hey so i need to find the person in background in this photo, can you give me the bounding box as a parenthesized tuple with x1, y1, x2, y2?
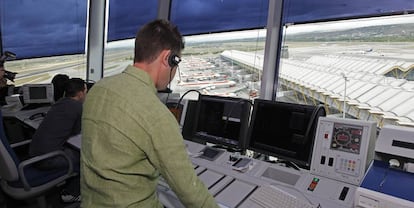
(29, 78, 87, 203)
(0, 64, 9, 105)
(81, 19, 219, 207)
(51, 74, 70, 102)
(0, 64, 8, 89)
(0, 51, 17, 105)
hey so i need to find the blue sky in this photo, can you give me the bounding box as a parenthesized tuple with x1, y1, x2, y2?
(1, 0, 413, 59)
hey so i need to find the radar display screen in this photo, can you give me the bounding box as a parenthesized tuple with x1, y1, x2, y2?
(330, 123, 363, 154)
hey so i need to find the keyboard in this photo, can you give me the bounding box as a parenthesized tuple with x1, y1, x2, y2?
(249, 185, 316, 208)
(21, 103, 51, 111)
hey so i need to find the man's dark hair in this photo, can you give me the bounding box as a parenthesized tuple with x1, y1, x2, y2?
(52, 74, 70, 101)
(134, 19, 184, 64)
(64, 78, 86, 98)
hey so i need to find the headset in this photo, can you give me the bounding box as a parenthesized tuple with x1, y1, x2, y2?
(168, 53, 181, 68)
(164, 53, 181, 104)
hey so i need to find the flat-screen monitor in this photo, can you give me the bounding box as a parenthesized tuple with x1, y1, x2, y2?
(247, 99, 326, 169)
(192, 94, 251, 150)
(22, 84, 54, 104)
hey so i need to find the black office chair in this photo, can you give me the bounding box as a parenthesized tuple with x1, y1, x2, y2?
(0, 110, 76, 208)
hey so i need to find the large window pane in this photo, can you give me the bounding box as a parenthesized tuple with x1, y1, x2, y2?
(1, 0, 87, 59)
(277, 14, 414, 127)
(104, 1, 158, 77)
(167, 0, 268, 101)
(1, 0, 87, 86)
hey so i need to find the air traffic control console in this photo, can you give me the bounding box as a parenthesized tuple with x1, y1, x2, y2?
(355, 125, 414, 208)
(160, 100, 386, 207)
(310, 117, 377, 186)
(158, 139, 371, 207)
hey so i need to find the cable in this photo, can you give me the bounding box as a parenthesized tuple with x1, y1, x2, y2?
(175, 89, 201, 109)
(223, 99, 253, 132)
(165, 67, 173, 104)
(177, 65, 182, 82)
(304, 104, 326, 144)
(264, 158, 301, 172)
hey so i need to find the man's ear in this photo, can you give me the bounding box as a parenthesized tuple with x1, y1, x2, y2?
(160, 50, 171, 69)
(75, 91, 82, 99)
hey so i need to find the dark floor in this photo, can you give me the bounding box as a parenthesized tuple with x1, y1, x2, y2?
(0, 188, 79, 208)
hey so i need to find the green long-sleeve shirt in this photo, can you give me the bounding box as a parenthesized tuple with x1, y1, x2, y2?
(81, 65, 218, 208)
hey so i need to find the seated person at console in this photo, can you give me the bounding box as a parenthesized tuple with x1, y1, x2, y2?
(51, 74, 70, 102)
(29, 78, 87, 202)
(0, 61, 16, 106)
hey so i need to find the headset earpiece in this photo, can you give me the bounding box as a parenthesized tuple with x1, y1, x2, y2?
(168, 54, 181, 68)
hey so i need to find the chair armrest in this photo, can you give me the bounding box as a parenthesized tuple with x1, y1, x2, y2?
(10, 139, 31, 149)
(18, 150, 74, 191)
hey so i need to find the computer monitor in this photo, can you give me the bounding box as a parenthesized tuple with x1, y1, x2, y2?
(247, 99, 326, 169)
(22, 84, 54, 104)
(192, 94, 251, 150)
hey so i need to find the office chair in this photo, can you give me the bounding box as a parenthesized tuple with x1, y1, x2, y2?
(0, 110, 76, 208)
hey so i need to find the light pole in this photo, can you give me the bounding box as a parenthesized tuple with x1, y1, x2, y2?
(341, 72, 348, 118)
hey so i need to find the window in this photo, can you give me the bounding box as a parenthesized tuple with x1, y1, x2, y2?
(1, 0, 87, 86)
(4, 55, 86, 86)
(103, 1, 158, 78)
(277, 14, 414, 127)
(1, 0, 87, 59)
(169, 0, 269, 100)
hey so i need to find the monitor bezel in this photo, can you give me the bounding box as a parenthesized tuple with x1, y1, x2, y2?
(247, 99, 325, 169)
(22, 84, 54, 104)
(192, 94, 251, 150)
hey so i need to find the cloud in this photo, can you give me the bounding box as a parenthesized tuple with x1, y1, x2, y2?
(107, 0, 158, 41)
(171, 0, 268, 35)
(2, 0, 87, 58)
(2, 0, 414, 59)
(283, 0, 414, 23)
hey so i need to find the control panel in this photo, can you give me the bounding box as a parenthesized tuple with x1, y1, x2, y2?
(310, 117, 376, 185)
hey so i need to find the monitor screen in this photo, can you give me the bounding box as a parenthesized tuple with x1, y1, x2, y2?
(330, 122, 363, 154)
(22, 84, 54, 104)
(247, 99, 326, 169)
(29, 87, 47, 99)
(193, 95, 251, 150)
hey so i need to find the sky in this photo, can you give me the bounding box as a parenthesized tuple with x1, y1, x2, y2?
(286, 14, 414, 35)
(1, 0, 87, 59)
(1, 0, 414, 59)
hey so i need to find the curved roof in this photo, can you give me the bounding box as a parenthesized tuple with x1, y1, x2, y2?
(222, 50, 414, 127)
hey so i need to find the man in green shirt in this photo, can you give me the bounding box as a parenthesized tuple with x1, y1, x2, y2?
(81, 19, 219, 207)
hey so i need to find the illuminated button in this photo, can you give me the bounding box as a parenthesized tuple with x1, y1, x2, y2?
(308, 178, 320, 191)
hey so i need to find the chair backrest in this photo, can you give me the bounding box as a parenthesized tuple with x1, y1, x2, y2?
(0, 110, 20, 181)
